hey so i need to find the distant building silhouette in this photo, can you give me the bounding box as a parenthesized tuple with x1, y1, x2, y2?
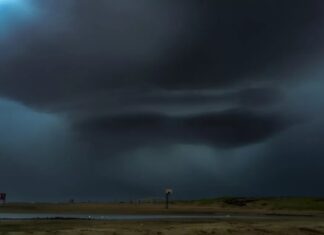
(0, 193, 6, 204)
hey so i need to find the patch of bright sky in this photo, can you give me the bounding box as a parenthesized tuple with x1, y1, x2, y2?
(0, 0, 38, 38)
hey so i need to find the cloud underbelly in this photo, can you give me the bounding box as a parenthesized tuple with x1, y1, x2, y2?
(75, 109, 292, 154)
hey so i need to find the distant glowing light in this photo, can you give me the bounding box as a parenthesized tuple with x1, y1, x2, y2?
(0, 0, 37, 38)
(0, 0, 12, 4)
(0, 0, 23, 6)
(0, 0, 36, 15)
(0, 0, 34, 12)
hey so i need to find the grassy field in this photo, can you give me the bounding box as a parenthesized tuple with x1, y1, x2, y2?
(179, 197, 324, 211)
(1, 197, 324, 215)
(1, 219, 324, 235)
(1, 198, 324, 235)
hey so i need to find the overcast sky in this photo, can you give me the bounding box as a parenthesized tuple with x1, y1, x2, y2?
(1, 0, 324, 202)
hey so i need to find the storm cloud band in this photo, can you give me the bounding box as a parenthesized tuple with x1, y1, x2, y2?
(0, 0, 324, 201)
(76, 109, 292, 150)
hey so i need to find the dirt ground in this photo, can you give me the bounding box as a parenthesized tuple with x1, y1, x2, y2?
(1, 202, 323, 216)
(1, 218, 324, 235)
(1, 201, 324, 234)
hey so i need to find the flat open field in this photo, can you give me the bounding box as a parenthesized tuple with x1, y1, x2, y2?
(1, 219, 324, 235)
(1, 198, 324, 234)
(1, 198, 324, 215)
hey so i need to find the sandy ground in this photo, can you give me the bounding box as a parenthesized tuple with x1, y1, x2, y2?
(1, 203, 323, 216)
(1, 218, 324, 235)
(1, 202, 324, 234)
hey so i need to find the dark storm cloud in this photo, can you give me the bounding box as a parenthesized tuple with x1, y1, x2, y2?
(0, 0, 323, 110)
(135, 87, 283, 107)
(1, 0, 324, 201)
(76, 109, 292, 152)
(0, 0, 319, 170)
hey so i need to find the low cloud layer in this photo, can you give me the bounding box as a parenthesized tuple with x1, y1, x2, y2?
(76, 109, 291, 153)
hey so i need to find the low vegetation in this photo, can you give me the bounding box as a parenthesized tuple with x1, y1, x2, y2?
(1, 198, 324, 235)
(1, 219, 324, 235)
(177, 197, 324, 211)
(1, 197, 324, 216)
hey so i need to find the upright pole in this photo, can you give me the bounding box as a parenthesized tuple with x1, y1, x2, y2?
(165, 192, 169, 209)
(165, 189, 172, 209)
